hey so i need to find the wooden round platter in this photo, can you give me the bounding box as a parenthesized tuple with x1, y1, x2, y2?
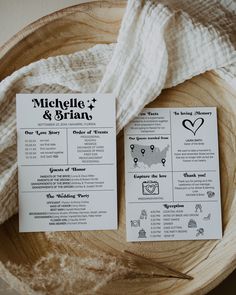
(0, 1, 235, 294)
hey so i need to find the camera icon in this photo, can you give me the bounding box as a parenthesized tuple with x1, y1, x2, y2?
(142, 181, 159, 195)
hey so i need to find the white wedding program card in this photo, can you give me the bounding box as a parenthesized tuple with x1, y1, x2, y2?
(16, 94, 117, 232)
(124, 107, 222, 242)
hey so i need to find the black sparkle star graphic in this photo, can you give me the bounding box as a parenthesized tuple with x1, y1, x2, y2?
(88, 103, 95, 111)
(92, 98, 97, 103)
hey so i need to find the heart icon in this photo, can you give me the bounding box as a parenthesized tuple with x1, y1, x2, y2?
(182, 118, 204, 136)
(146, 184, 156, 194)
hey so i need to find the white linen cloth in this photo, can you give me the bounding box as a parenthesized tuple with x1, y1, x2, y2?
(0, 0, 235, 224)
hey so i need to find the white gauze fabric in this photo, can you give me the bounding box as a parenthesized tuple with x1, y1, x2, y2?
(0, 0, 235, 224)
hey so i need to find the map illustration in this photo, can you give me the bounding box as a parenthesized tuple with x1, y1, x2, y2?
(130, 144, 169, 167)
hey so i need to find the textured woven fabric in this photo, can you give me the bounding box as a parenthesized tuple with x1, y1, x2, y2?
(0, 0, 235, 224)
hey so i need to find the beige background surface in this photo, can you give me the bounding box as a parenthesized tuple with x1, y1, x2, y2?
(0, 0, 235, 294)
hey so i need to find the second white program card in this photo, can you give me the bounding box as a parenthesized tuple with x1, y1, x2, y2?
(124, 107, 222, 242)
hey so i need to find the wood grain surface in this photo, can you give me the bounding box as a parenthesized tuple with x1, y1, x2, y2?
(0, 1, 235, 294)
